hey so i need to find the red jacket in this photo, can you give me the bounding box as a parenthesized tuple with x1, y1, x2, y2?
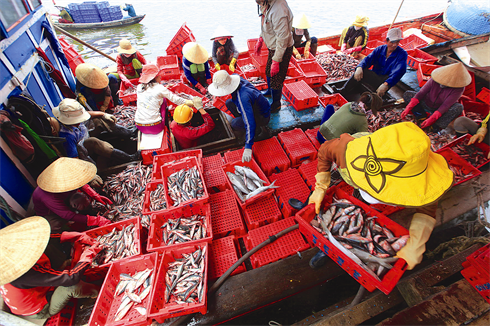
(170, 113, 215, 149)
(116, 51, 147, 78)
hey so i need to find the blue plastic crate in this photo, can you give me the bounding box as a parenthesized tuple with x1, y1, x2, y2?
(96, 1, 109, 9)
(98, 8, 109, 14)
(68, 4, 79, 10)
(111, 12, 123, 20)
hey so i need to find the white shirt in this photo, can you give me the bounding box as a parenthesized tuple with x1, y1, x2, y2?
(135, 83, 187, 125)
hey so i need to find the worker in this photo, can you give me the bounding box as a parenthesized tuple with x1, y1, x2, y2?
(75, 63, 117, 112)
(170, 102, 215, 149)
(0, 217, 101, 319)
(32, 157, 112, 233)
(53, 98, 140, 169)
(401, 62, 471, 131)
(454, 112, 490, 152)
(182, 42, 212, 95)
(254, 0, 294, 112)
(135, 63, 196, 134)
(208, 70, 271, 162)
(335, 28, 407, 98)
(339, 15, 369, 59)
(292, 13, 318, 60)
(122, 3, 136, 17)
(211, 26, 239, 73)
(58, 7, 74, 23)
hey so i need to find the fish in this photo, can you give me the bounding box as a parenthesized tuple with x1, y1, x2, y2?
(134, 306, 147, 316)
(114, 301, 133, 321)
(234, 165, 267, 185)
(91, 224, 138, 267)
(149, 183, 167, 211)
(139, 286, 151, 301)
(167, 166, 205, 207)
(159, 214, 207, 246)
(244, 180, 279, 200)
(349, 248, 398, 269)
(226, 172, 250, 194)
(126, 290, 142, 304)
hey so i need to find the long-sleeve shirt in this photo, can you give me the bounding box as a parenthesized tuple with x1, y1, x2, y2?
(319, 102, 368, 141)
(259, 0, 294, 63)
(32, 187, 88, 224)
(135, 83, 187, 125)
(359, 45, 407, 87)
(122, 4, 136, 17)
(211, 39, 239, 65)
(170, 113, 215, 149)
(116, 51, 146, 78)
(292, 28, 311, 48)
(182, 57, 211, 87)
(58, 123, 89, 158)
(414, 78, 465, 116)
(340, 25, 369, 49)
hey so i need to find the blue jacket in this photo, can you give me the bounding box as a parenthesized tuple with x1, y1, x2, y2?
(123, 4, 136, 17)
(358, 45, 407, 87)
(182, 57, 211, 86)
(231, 78, 271, 149)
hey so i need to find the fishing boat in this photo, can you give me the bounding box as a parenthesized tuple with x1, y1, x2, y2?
(52, 14, 146, 30)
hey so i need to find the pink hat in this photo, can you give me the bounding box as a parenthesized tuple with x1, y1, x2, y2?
(139, 63, 160, 84)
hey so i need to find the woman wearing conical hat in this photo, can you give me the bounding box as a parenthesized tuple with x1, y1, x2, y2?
(182, 42, 212, 95)
(339, 14, 369, 59)
(401, 62, 472, 131)
(210, 26, 239, 73)
(75, 63, 115, 112)
(291, 14, 318, 60)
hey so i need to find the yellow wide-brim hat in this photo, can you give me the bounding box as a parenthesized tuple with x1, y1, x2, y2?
(353, 15, 369, 27)
(292, 13, 311, 29)
(75, 63, 109, 89)
(345, 122, 453, 207)
(117, 38, 137, 54)
(0, 217, 50, 285)
(182, 42, 209, 64)
(37, 157, 97, 193)
(431, 62, 472, 88)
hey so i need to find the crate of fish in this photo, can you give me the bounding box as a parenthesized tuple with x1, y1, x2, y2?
(167, 82, 209, 109)
(295, 186, 410, 294)
(298, 159, 318, 190)
(477, 87, 490, 104)
(119, 78, 140, 106)
(278, 128, 318, 167)
(209, 235, 246, 280)
(156, 55, 180, 80)
(148, 244, 208, 323)
(209, 190, 247, 239)
(284, 67, 306, 85)
(282, 80, 319, 111)
(269, 168, 311, 218)
(318, 93, 349, 109)
(246, 75, 268, 90)
(166, 23, 196, 59)
(304, 128, 321, 150)
(161, 156, 209, 208)
(89, 252, 157, 326)
(224, 148, 244, 163)
(437, 134, 490, 169)
(406, 48, 438, 70)
(242, 194, 282, 230)
(437, 148, 482, 185)
(44, 299, 77, 326)
(222, 159, 276, 207)
(140, 126, 172, 166)
(290, 47, 317, 65)
(416, 63, 440, 87)
(295, 60, 327, 88)
(244, 217, 310, 269)
(142, 181, 168, 215)
(152, 149, 203, 180)
(147, 203, 212, 252)
(237, 57, 260, 78)
(252, 137, 291, 176)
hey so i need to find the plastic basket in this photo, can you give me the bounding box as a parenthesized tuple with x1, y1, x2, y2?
(166, 23, 196, 58)
(203, 153, 224, 172)
(247, 38, 268, 55)
(237, 57, 260, 78)
(251, 53, 268, 74)
(224, 148, 244, 163)
(298, 159, 318, 190)
(141, 126, 172, 166)
(44, 299, 77, 326)
(242, 195, 282, 230)
(461, 99, 490, 119)
(209, 236, 246, 280)
(406, 48, 438, 70)
(362, 40, 384, 56)
(119, 78, 139, 106)
(295, 187, 409, 294)
(167, 83, 209, 108)
(278, 128, 318, 167)
(252, 137, 291, 176)
(477, 87, 490, 104)
(203, 169, 229, 193)
(318, 93, 349, 109)
(88, 253, 158, 326)
(156, 55, 180, 80)
(152, 149, 203, 180)
(142, 181, 168, 215)
(211, 95, 234, 117)
(244, 217, 309, 269)
(284, 67, 306, 85)
(290, 47, 317, 65)
(461, 263, 490, 304)
(148, 244, 208, 323)
(269, 168, 311, 218)
(282, 80, 319, 111)
(416, 63, 440, 87)
(400, 34, 429, 50)
(304, 128, 321, 150)
(466, 244, 490, 277)
(437, 134, 490, 169)
(437, 148, 482, 185)
(209, 190, 246, 239)
(295, 60, 327, 87)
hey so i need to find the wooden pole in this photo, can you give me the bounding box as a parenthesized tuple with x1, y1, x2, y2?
(53, 25, 116, 62)
(389, 0, 405, 30)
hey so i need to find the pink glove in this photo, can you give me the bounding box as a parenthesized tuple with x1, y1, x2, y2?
(79, 244, 102, 263)
(120, 76, 132, 88)
(270, 61, 280, 77)
(420, 111, 442, 128)
(341, 43, 347, 52)
(80, 184, 113, 206)
(60, 232, 96, 245)
(87, 215, 111, 227)
(346, 46, 362, 54)
(196, 83, 207, 95)
(254, 37, 264, 56)
(400, 98, 419, 119)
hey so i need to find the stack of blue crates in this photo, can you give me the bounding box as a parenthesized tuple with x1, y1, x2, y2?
(66, 1, 122, 23)
(79, 1, 101, 23)
(96, 1, 111, 22)
(67, 3, 82, 23)
(109, 6, 123, 21)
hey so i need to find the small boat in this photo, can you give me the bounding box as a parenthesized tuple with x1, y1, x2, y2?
(52, 14, 145, 30)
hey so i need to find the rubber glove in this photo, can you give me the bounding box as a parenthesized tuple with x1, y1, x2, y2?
(341, 43, 347, 52)
(346, 46, 362, 54)
(89, 174, 103, 188)
(102, 113, 116, 123)
(193, 97, 203, 110)
(354, 67, 363, 81)
(229, 58, 237, 72)
(395, 213, 436, 270)
(242, 148, 252, 162)
(308, 172, 331, 214)
(254, 37, 264, 56)
(271, 60, 280, 77)
(196, 83, 207, 95)
(215, 63, 221, 71)
(121, 76, 132, 88)
(86, 215, 111, 227)
(304, 49, 310, 59)
(420, 111, 441, 129)
(80, 184, 113, 206)
(79, 244, 102, 263)
(60, 232, 96, 246)
(304, 41, 311, 59)
(185, 99, 194, 107)
(468, 127, 487, 145)
(376, 83, 389, 97)
(293, 47, 301, 59)
(401, 98, 419, 119)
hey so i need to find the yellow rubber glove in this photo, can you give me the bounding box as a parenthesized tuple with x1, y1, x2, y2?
(304, 40, 311, 59)
(185, 99, 194, 107)
(308, 172, 331, 214)
(293, 47, 301, 60)
(229, 58, 237, 72)
(215, 63, 221, 71)
(468, 127, 487, 145)
(395, 213, 436, 270)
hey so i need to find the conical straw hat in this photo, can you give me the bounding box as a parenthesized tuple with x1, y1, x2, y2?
(292, 13, 311, 29)
(37, 157, 97, 193)
(75, 63, 109, 89)
(431, 62, 472, 88)
(182, 42, 209, 64)
(117, 39, 137, 54)
(210, 26, 233, 40)
(0, 217, 50, 285)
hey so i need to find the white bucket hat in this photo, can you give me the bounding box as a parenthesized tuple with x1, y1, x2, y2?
(53, 98, 91, 125)
(210, 26, 233, 40)
(208, 70, 241, 97)
(386, 28, 404, 42)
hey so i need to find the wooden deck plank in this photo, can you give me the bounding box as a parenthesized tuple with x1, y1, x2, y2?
(466, 308, 490, 325)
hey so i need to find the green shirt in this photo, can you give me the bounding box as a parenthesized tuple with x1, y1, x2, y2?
(319, 102, 368, 141)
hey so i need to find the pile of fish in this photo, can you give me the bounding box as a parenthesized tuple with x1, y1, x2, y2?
(149, 184, 167, 211)
(164, 246, 206, 304)
(448, 164, 476, 184)
(113, 268, 153, 321)
(167, 166, 205, 206)
(427, 132, 455, 151)
(316, 53, 359, 83)
(450, 140, 488, 167)
(247, 76, 266, 87)
(240, 63, 258, 73)
(311, 197, 408, 280)
(141, 215, 151, 230)
(159, 214, 208, 246)
(160, 79, 181, 88)
(92, 224, 139, 267)
(465, 111, 484, 121)
(121, 85, 136, 96)
(226, 165, 279, 202)
(174, 92, 196, 101)
(366, 110, 416, 133)
(112, 106, 136, 128)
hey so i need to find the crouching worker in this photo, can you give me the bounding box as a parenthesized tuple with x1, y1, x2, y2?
(0, 217, 101, 319)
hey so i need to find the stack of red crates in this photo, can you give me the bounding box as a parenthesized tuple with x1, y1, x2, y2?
(269, 168, 310, 218)
(282, 80, 319, 111)
(406, 48, 438, 70)
(297, 159, 318, 191)
(156, 55, 180, 80)
(252, 137, 291, 176)
(209, 190, 246, 239)
(209, 236, 246, 280)
(202, 153, 228, 193)
(166, 23, 196, 61)
(461, 244, 490, 304)
(305, 127, 321, 150)
(278, 128, 318, 167)
(241, 195, 282, 230)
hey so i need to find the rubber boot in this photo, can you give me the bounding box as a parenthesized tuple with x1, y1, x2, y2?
(111, 124, 135, 139)
(270, 89, 282, 113)
(309, 250, 328, 269)
(262, 76, 272, 97)
(108, 75, 123, 106)
(317, 104, 335, 144)
(110, 149, 141, 164)
(255, 126, 270, 142)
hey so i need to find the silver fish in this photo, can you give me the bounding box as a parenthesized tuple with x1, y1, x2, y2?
(139, 286, 151, 301)
(244, 180, 279, 200)
(114, 301, 133, 321)
(134, 306, 147, 315)
(226, 172, 250, 194)
(235, 165, 267, 184)
(349, 248, 398, 269)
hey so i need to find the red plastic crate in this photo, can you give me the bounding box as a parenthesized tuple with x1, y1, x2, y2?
(203, 153, 224, 172)
(237, 56, 260, 78)
(147, 203, 212, 252)
(290, 47, 317, 65)
(166, 23, 196, 58)
(362, 39, 384, 56)
(222, 159, 273, 207)
(437, 148, 482, 185)
(242, 195, 282, 230)
(89, 253, 157, 326)
(336, 181, 354, 194)
(44, 299, 77, 326)
(463, 71, 476, 101)
(462, 98, 490, 119)
(224, 148, 245, 163)
(209, 236, 246, 280)
(305, 128, 321, 150)
(461, 263, 490, 304)
(211, 95, 234, 117)
(251, 52, 268, 74)
(141, 126, 172, 165)
(477, 87, 490, 104)
(142, 181, 167, 215)
(119, 78, 139, 106)
(68, 55, 85, 75)
(400, 34, 429, 50)
(318, 93, 349, 109)
(157, 55, 180, 80)
(269, 168, 310, 218)
(295, 60, 327, 87)
(244, 217, 309, 269)
(416, 63, 440, 87)
(298, 159, 318, 190)
(437, 134, 490, 169)
(152, 149, 203, 180)
(406, 48, 438, 70)
(282, 80, 319, 111)
(278, 128, 318, 167)
(247, 38, 268, 55)
(252, 137, 291, 176)
(148, 244, 208, 323)
(203, 169, 229, 193)
(466, 244, 490, 277)
(295, 187, 409, 294)
(209, 190, 246, 239)
(284, 67, 306, 85)
(167, 82, 209, 108)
